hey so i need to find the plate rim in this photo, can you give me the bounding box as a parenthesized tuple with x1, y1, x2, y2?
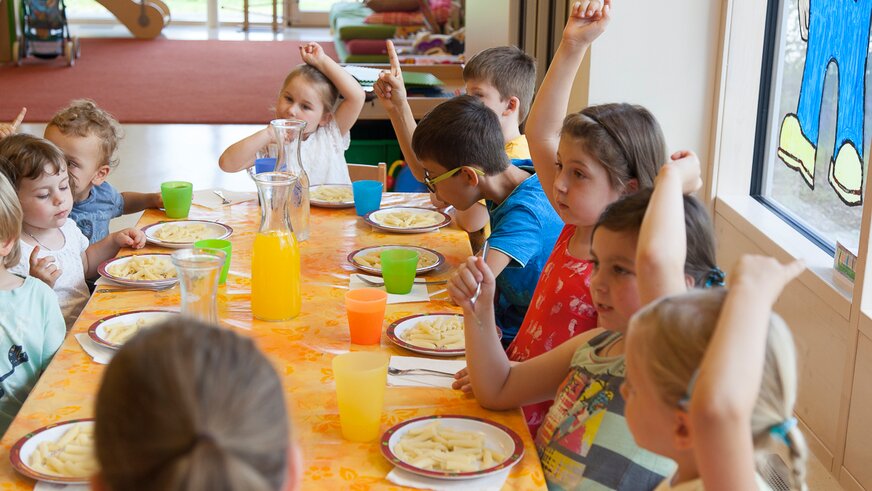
(141, 220, 233, 248)
(97, 253, 178, 287)
(363, 207, 452, 233)
(10, 418, 96, 484)
(387, 313, 467, 356)
(310, 183, 355, 208)
(380, 414, 525, 480)
(347, 245, 446, 276)
(88, 309, 178, 350)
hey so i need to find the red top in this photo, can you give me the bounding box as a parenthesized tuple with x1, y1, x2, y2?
(506, 224, 599, 436)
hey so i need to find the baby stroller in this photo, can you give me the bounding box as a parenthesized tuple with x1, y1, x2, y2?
(12, 0, 80, 66)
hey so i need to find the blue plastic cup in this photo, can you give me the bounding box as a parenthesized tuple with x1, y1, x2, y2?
(255, 157, 277, 174)
(353, 180, 383, 216)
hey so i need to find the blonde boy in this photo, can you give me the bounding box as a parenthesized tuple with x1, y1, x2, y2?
(0, 170, 65, 435)
(374, 44, 536, 232)
(44, 100, 162, 244)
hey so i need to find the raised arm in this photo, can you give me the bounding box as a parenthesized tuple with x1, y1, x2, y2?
(0, 108, 26, 139)
(299, 42, 366, 136)
(218, 127, 272, 173)
(448, 255, 596, 409)
(636, 150, 702, 304)
(526, 0, 611, 207)
(691, 255, 804, 491)
(373, 41, 424, 181)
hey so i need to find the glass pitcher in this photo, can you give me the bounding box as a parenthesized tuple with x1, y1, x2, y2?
(271, 118, 310, 242)
(171, 247, 226, 324)
(251, 172, 302, 321)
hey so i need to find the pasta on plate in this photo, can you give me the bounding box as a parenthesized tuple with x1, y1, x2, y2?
(107, 256, 176, 281)
(28, 424, 97, 478)
(356, 250, 438, 270)
(376, 211, 443, 229)
(312, 186, 353, 202)
(393, 422, 505, 472)
(103, 315, 173, 345)
(152, 223, 217, 243)
(400, 317, 464, 350)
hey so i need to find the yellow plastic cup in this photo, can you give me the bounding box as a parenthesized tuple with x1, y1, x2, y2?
(332, 351, 389, 442)
(345, 288, 387, 345)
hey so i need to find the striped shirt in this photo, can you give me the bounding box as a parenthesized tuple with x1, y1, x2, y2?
(536, 331, 676, 490)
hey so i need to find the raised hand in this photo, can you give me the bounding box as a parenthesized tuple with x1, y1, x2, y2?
(113, 228, 146, 249)
(562, 0, 612, 49)
(668, 150, 703, 195)
(0, 108, 26, 139)
(372, 40, 408, 112)
(29, 247, 62, 288)
(299, 42, 327, 67)
(731, 255, 804, 305)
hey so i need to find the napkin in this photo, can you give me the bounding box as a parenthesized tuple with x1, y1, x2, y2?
(349, 274, 431, 305)
(386, 466, 511, 491)
(34, 482, 89, 491)
(74, 333, 114, 365)
(192, 189, 256, 209)
(388, 356, 465, 388)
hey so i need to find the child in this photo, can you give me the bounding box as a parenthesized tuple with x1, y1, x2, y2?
(44, 100, 162, 244)
(0, 170, 65, 436)
(0, 135, 145, 328)
(219, 42, 366, 186)
(624, 255, 807, 490)
(0, 108, 26, 139)
(94, 318, 301, 491)
(374, 41, 536, 233)
(449, 153, 720, 489)
(413, 95, 564, 345)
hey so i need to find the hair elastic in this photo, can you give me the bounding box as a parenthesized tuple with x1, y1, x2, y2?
(769, 417, 797, 447)
(704, 267, 725, 288)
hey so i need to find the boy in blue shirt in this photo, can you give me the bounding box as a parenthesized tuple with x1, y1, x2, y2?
(0, 171, 64, 435)
(44, 100, 162, 244)
(412, 96, 563, 344)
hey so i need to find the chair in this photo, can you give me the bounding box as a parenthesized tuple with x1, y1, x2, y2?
(348, 162, 387, 187)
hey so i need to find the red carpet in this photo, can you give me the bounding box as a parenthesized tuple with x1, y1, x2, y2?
(0, 38, 338, 124)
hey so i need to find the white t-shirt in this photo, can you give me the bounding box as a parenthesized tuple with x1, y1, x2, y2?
(300, 119, 352, 186)
(10, 220, 90, 329)
(654, 472, 773, 490)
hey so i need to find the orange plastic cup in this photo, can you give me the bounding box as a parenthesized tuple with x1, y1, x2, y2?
(345, 288, 388, 345)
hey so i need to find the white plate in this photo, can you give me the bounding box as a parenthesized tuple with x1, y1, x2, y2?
(97, 254, 177, 288)
(310, 184, 354, 208)
(142, 220, 232, 249)
(348, 245, 445, 276)
(10, 419, 96, 484)
(381, 415, 524, 480)
(88, 310, 178, 349)
(364, 207, 451, 234)
(387, 313, 501, 357)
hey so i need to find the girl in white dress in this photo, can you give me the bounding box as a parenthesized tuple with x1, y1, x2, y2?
(220, 42, 366, 186)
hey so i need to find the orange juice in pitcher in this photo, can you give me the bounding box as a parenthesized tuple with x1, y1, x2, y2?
(251, 171, 302, 321)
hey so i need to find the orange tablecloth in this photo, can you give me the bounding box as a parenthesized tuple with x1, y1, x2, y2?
(0, 193, 546, 490)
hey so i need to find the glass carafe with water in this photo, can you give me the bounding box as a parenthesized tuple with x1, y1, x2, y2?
(271, 118, 310, 242)
(251, 172, 302, 321)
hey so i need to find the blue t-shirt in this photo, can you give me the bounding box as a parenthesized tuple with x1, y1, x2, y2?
(70, 182, 124, 244)
(487, 168, 563, 344)
(0, 276, 65, 436)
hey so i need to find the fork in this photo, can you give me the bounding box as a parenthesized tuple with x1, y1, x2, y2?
(213, 190, 231, 205)
(96, 283, 178, 294)
(387, 367, 456, 377)
(354, 274, 447, 287)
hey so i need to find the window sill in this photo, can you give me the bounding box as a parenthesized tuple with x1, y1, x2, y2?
(715, 194, 852, 320)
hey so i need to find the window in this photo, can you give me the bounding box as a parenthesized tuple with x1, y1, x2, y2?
(752, 0, 872, 254)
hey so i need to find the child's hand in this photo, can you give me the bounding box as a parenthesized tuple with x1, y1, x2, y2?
(152, 192, 164, 209)
(0, 108, 26, 139)
(448, 255, 496, 312)
(731, 255, 804, 304)
(29, 247, 61, 288)
(562, 0, 611, 49)
(373, 41, 408, 113)
(668, 150, 703, 195)
(113, 228, 146, 249)
(451, 367, 474, 395)
(299, 42, 327, 67)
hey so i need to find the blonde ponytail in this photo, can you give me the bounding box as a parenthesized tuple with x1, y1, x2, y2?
(632, 289, 807, 489)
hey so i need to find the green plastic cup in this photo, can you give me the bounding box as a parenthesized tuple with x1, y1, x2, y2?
(194, 239, 232, 284)
(380, 249, 418, 294)
(161, 181, 193, 219)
